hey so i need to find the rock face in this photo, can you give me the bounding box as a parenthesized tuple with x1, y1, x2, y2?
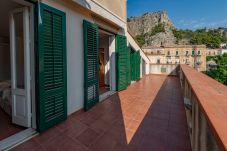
(128, 11, 176, 47)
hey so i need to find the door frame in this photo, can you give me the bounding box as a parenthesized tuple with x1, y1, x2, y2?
(11, 0, 36, 129)
(98, 29, 116, 92)
(10, 7, 31, 127)
(0, 0, 36, 150)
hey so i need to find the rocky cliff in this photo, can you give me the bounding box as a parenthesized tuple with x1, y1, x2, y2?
(128, 11, 176, 47)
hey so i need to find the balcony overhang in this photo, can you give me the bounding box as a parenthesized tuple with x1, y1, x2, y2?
(71, 0, 126, 30)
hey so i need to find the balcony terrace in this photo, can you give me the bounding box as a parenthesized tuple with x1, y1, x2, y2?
(10, 65, 227, 151)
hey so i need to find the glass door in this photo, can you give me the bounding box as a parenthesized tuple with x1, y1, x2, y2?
(10, 7, 31, 127)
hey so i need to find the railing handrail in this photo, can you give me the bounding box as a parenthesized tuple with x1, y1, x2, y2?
(180, 65, 227, 151)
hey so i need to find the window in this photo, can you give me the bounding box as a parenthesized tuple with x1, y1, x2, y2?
(157, 59, 160, 64)
(192, 50, 195, 55)
(186, 59, 189, 64)
(176, 51, 179, 56)
(167, 51, 170, 56)
(198, 50, 200, 55)
(186, 51, 188, 55)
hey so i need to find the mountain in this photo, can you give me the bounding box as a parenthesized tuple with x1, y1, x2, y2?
(128, 11, 227, 48)
(127, 11, 177, 47)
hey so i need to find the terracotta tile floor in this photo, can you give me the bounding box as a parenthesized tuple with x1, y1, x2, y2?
(11, 75, 191, 151)
(0, 108, 24, 141)
(99, 87, 110, 95)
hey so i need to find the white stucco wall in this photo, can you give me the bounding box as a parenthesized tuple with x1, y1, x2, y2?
(73, 0, 127, 31)
(42, 0, 124, 115)
(149, 64, 179, 75)
(42, 0, 90, 115)
(126, 32, 150, 76)
(221, 49, 227, 55)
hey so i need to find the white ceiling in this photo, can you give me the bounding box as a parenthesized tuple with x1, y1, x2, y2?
(0, 0, 22, 38)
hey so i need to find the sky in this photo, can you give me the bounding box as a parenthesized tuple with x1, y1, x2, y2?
(127, 0, 227, 30)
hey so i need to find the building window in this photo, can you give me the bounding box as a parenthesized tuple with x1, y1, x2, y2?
(198, 50, 200, 55)
(186, 51, 188, 55)
(157, 59, 160, 64)
(167, 51, 170, 56)
(192, 50, 195, 55)
(186, 59, 189, 64)
(176, 51, 179, 56)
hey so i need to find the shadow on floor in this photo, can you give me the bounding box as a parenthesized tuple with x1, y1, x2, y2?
(11, 75, 191, 151)
(0, 108, 24, 141)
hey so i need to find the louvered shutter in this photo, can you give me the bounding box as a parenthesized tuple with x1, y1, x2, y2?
(136, 51, 141, 81)
(37, 4, 67, 132)
(83, 20, 99, 111)
(127, 47, 131, 85)
(131, 51, 136, 81)
(130, 50, 141, 81)
(116, 35, 128, 91)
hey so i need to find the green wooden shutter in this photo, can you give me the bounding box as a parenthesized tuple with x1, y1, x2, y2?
(130, 50, 140, 81)
(136, 51, 141, 81)
(83, 20, 99, 111)
(37, 4, 67, 132)
(127, 47, 131, 85)
(116, 35, 128, 91)
(130, 50, 136, 81)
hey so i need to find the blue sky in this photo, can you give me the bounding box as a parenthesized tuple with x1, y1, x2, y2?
(127, 0, 227, 30)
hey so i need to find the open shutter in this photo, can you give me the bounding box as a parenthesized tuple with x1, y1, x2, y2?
(37, 4, 67, 132)
(130, 49, 136, 81)
(116, 35, 128, 91)
(136, 51, 141, 81)
(127, 47, 131, 85)
(83, 20, 99, 111)
(130, 50, 140, 81)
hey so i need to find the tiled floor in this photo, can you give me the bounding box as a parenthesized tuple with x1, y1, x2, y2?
(99, 87, 110, 95)
(0, 108, 24, 141)
(11, 75, 191, 151)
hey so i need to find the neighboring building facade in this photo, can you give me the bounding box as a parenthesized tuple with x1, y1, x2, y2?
(143, 45, 207, 72)
(207, 60, 218, 71)
(0, 0, 150, 149)
(221, 49, 227, 55)
(206, 49, 222, 56)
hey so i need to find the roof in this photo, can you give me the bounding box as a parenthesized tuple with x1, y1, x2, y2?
(143, 45, 207, 49)
(207, 60, 217, 65)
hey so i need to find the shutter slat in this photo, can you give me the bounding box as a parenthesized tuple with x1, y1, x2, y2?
(116, 35, 128, 91)
(38, 3, 67, 132)
(83, 20, 99, 111)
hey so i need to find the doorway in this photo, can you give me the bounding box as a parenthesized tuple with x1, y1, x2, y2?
(0, 0, 35, 145)
(98, 30, 114, 96)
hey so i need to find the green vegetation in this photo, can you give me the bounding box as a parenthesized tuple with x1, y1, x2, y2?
(146, 23, 165, 36)
(135, 35, 145, 47)
(172, 28, 227, 48)
(205, 53, 227, 85)
(135, 23, 165, 46)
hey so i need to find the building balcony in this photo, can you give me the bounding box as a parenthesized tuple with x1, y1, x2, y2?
(196, 61, 202, 65)
(185, 54, 190, 57)
(11, 66, 226, 151)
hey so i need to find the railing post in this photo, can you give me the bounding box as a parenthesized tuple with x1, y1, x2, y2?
(199, 111, 207, 151)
